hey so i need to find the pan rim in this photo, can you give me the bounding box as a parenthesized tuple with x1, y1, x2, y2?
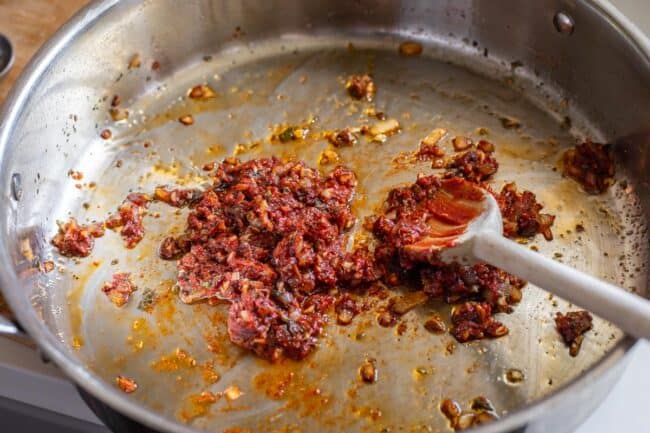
(0, 1, 644, 432)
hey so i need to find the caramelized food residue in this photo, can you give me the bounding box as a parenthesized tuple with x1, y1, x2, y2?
(52, 218, 104, 257)
(440, 396, 499, 431)
(416, 140, 445, 162)
(359, 359, 378, 384)
(499, 116, 521, 129)
(68, 170, 83, 180)
(452, 136, 473, 152)
(555, 310, 593, 356)
(450, 302, 508, 343)
(318, 149, 340, 165)
(188, 84, 216, 100)
(345, 74, 375, 102)
(154, 186, 201, 208)
(224, 385, 243, 401)
(253, 370, 295, 399)
(497, 182, 555, 241)
(562, 140, 615, 194)
(179, 115, 195, 126)
(128, 54, 141, 69)
(180, 391, 220, 422)
(105, 194, 150, 248)
(366, 118, 400, 142)
(41, 260, 55, 273)
(102, 273, 136, 307)
(334, 293, 361, 326)
(424, 314, 447, 334)
(446, 148, 498, 183)
(151, 348, 197, 372)
(109, 107, 129, 122)
(201, 362, 221, 384)
(326, 128, 358, 147)
(116, 375, 138, 393)
(398, 41, 423, 57)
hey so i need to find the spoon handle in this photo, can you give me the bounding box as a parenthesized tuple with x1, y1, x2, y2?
(473, 230, 650, 340)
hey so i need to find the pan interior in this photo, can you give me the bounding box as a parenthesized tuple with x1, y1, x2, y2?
(34, 36, 647, 432)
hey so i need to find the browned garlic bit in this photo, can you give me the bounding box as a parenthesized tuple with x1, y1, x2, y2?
(555, 310, 593, 356)
(346, 74, 375, 102)
(116, 375, 138, 393)
(224, 385, 243, 401)
(424, 314, 447, 334)
(440, 396, 499, 430)
(327, 129, 358, 147)
(109, 107, 129, 122)
(188, 84, 216, 100)
(179, 115, 194, 126)
(318, 149, 339, 166)
(128, 54, 141, 69)
(452, 136, 473, 151)
(367, 118, 400, 143)
(398, 41, 423, 57)
(421, 128, 447, 146)
(41, 260, 55, 273)
(562, 140, 615, 194)
(359, 359, 378, 384)
(499, 116, 521, 129)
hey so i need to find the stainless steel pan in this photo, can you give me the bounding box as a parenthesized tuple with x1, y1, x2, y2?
(0, 1, 649, 432)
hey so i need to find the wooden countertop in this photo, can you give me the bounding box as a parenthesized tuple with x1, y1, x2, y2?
(0, 0, 86, 317)
(0, 0, 87, 101)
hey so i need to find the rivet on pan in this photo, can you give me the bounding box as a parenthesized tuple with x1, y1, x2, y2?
(553, 12, 575, 35)
(10, 173, 22, 201)
(38, 349, 51, 364)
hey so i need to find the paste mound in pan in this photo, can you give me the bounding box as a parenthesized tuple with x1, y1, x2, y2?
(173, 157, 379, 361)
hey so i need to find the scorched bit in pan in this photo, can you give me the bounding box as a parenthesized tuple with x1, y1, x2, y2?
(555, 310, 593, 356)
(440, 396, 499, 431)
(450, 302, 508, 343)
(497, 182, 555, 241)
(326, 128, 358, 147)
(345, 74, 375, 101)
(446, 148, 498, 183)
(562, 140, 615, 194)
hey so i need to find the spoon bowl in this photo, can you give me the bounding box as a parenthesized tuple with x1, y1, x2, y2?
(425, 186, 650, 340)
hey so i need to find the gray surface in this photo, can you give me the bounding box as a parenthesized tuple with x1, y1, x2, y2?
(0, 397, 107, 433)
(576, 341, 650, 433)
(611, 0, 650, 35)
